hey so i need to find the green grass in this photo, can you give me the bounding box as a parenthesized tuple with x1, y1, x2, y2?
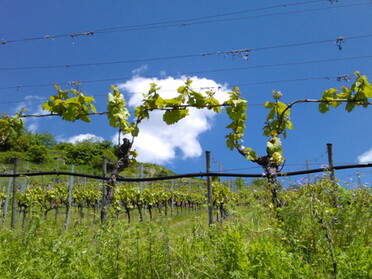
(0, 180, 371, 278)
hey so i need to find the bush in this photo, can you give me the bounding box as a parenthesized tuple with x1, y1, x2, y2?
(0, 151, 28, 164)
(28, 145, 48, 164)
(91, 149, 117, 171)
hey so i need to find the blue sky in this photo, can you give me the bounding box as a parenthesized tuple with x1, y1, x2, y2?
(1, 0, 372, 185)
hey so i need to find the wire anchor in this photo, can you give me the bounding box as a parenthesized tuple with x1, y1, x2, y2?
(335, 37, 345, 50)
(336, 75, 351, 82)
(202, 48, 252, 60)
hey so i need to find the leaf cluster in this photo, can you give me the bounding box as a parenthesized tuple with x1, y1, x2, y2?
(266, 136, 284, 166)
(0, 112, 24, 144)
(134, 78, 222, 127)
(42, 84, 96, 122)
(263, 91, 293, 139)
(106, 86, 134, 134)
(319, 72, 372, 113)
(224, 86, 248, 151)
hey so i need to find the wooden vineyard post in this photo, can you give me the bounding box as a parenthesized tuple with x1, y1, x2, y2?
(94, 182, 100, 225)
(170, 179, 174, 216)
(95, 157, 107, 225)
(327, 143, 336, 183)
(10, 158, 18, 230)
(327, 143, 337, 206)
(139, 164, 143, 192)
(2, 173, 12, 227)
(356, 171, 362, 188)
(65, 165, 74, 229)
(206, 151, 214, 226)
(232, 180, 237, 194)
(306, 159, 311, 185)
(101, 156, 107, 201)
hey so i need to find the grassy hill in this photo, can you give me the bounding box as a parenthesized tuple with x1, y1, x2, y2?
(0, 150, 174, 176)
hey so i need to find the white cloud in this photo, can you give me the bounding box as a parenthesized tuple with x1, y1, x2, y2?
(131, 65, 148, 76)
(16, 95, 48, 132)
(68, 133, 104, 144)
(28, 123, 39, 132)
(115, 75, 230, 164)
(357, 148, 372, 163)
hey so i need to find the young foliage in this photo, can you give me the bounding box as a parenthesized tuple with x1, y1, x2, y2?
(224, 86, 248, 151)
(263, 90, 293, 139)
(42, 84, 96, 122)
(0, 111, 25, 144)
(319, 72, 372, 113)
(130, 79, 244, 136)
(106, 85, 133, 134)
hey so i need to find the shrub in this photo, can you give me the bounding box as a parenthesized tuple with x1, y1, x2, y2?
(28, 145, 48, 164)
(0, 151, 28, 164)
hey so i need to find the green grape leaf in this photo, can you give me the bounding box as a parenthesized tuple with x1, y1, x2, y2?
(107, 86, 132, 133)
(163, 109, 189, 125)
(0, 112, 25, 144)
(285, 120, 293, 130)
(318, 102, 330, 114)
(267, 136, 282, 156)
(244, 147, 257, 161)
(42, 84, 96, 122)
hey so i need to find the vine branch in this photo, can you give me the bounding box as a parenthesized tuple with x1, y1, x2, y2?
(277, 99, 372, 136)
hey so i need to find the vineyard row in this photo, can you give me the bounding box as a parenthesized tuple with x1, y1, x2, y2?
(1, 179, 239, 230)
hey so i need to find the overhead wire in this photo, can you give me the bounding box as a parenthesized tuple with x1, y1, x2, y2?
(93, 0, 326, 33)
(1, 34, 371, 71)
(0, 54, 371, 91)
(115, 2, 370, 34)
(1, 0, 369, 45)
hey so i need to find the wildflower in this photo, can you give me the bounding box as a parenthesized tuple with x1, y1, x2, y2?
(253, 189, 257, 192)
(300, 177, 308, 183)
(269, 170, 276, 176)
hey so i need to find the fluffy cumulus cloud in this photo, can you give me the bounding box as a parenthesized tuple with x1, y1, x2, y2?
(115, 75, 231, 164)
(357, 148, 372, 163)
(68, 133, 105, 144)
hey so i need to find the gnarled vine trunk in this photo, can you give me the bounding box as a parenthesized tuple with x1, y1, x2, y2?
(254, 155, 283, 209)
(101, 138, 132, 223)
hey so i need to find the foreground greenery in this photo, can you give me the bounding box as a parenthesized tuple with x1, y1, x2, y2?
(0, 178, 370, 279)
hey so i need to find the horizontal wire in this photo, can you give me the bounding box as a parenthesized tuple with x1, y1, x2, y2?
(93, 0, 325, 33)
(1, 34, 371, 71)
(1, 162, 371, 180)
(1, 55, 370, 91)
(115, 2, 370, 34)
(0, 1, 367, 45)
